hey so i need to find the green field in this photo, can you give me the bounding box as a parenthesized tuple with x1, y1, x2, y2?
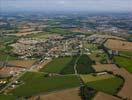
(76, 55, 95, 74)
(113, 56, 132, 73)
(80, 74, 114, 84)
(0, 94, 16, 100)
(0, 35, 18, 45)
(86, 77, 123, 95)
(11, 72, 80, 96)
(60, 56, 78, 74)
(119, 51, 132, 57)
(45, 28, 73, 35)
(0, 53, 17, 61)
(40, 56, 77, 74)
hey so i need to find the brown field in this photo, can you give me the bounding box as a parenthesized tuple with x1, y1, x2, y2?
(0, 66, 24, 75)
(105, 39, 132, 51)
(93, 92, 121, 100)
(6, 31, 42, 36)
(29, 88, 81, 100)
(17, 31, 43, 36)
(92, 63, 119, 72)
(92, 63, 132, 100)
(7, 60, 36, 68)
(70, 28, 91, 33)
(113, 68, 132, 100)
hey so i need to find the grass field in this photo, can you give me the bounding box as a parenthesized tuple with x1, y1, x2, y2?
(86, 77, 123, 95)
(60, 56, 78, 74)
(119, 51, 132, 57)
(40, 56, 77, 74)
(80, 74, 114, 84)
(0, 94, 16, 100)
(113, 56, 132, 73)
(11, 72, 80, 96)
(0, 53, 17, 61)
(45, 28, 73, 35)
(76, 55, 95, 74)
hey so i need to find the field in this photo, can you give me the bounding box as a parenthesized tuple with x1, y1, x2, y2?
(92, 64, 119, 72)
(0, 66, 24, 75)
(10, 72, 80, 96)
(105, 39, 132, 51)
(119, 51, 132, 57)
(29, 88, 81, 100)
(0, 53, 17, 61)
(76, 55, 95, 74)
(86, 77, 123, 95)
(60, 56, 78, 74)
(80, 74, 114, 83)
(113, 56, 132, 73)
(40, 56, 77, 74)
(7, 60, 36, 68)
(93, 92, 121, 100)
(0, 95, 16, 100)
(45, 28, 73, 35)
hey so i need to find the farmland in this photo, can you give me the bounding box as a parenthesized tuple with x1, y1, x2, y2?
(10, 72, 80, 97)
(7, 60, 36, 68)
(80, 74, 114, 84)
(93, 92, 121, 100)
(86, 77, 123, 94)
(40, 56, 77, 74)
(113, 56, 132, 73)
(0, 94, 16, 100)
(76, 55, 95, 74)
(29, 88, 81, 100)
(0, 53, 17, 61)
(119, 51, 132, 57)
(44, 28, 73, 35)
(105, 39, 132, 51)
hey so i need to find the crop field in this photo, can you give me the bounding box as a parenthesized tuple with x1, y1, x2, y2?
(80, 74, 114, 84)
(45, 28, 73, 35)
(60, 56, 78, 74)
(93, 92, 121, 100)
(29, 88, 81, 100)
(0, 53, 17, 61)
(76, 55, 95, 74)
(40, 56, 77, 74)
(10, 72, 80, 96)
(7, 60, 36, 68)
(86, 77, 123, 95)
(26, 32, 61, 39)
(113, 56, 132, 73)
(119, 51, 132, 57)
(0, 94, 16, 100)
(105, 39, 132, 51)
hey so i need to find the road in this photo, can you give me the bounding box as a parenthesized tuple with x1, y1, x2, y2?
(74, 55, 81, 75)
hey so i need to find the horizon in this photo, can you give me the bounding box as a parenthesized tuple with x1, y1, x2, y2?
(0, 0, 132, 13)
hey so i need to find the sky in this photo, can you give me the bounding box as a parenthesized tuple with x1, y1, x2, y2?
(0, 0, 132, 13)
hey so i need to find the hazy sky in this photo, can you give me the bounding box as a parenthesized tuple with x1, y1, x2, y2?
(0, 0, 132, 12)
